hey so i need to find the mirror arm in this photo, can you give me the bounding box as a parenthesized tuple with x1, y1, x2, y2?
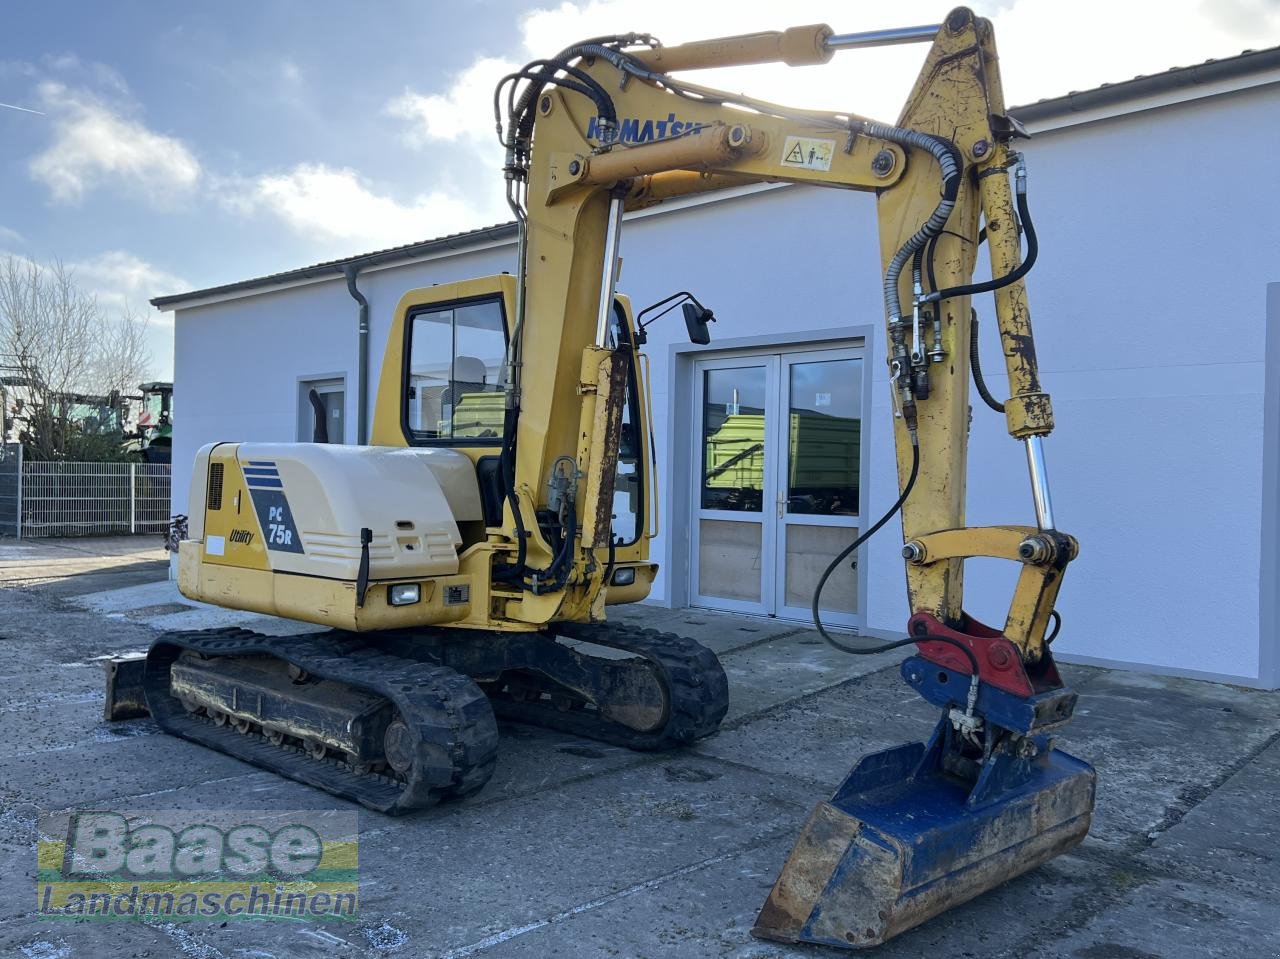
(635, 291, 715, 344)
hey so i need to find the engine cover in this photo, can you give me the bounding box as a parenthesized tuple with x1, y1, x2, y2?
(177, 442, 484, 628)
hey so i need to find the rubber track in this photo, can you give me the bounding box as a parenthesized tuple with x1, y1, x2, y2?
(492, 623, 729, 750)
(142, 628, 499, 814)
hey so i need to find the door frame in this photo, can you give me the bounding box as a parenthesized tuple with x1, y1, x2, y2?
(689, 353, 779, 616)
(772, 346, 865, 628)
(675, 329, 873, 628)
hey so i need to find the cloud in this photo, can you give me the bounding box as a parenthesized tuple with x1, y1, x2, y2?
(386, 56, 517, 150)
(1196, 0, 1280, 39)
(229, 163, 492, 249)
(69, 250, 190, 317)
(28, 81, 201, 205)
(0, 226, 23, 245)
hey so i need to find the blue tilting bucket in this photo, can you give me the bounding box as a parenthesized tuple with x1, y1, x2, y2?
(753, 713, 1095, 949)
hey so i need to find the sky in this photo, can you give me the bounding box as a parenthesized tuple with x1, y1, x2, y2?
(3, 0, 1279, 380)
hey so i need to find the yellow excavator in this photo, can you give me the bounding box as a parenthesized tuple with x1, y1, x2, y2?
(106, 8, 1094, 948)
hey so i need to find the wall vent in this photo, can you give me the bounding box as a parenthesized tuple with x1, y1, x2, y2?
(208, 462, 224, 511)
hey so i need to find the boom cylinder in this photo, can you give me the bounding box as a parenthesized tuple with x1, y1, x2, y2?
(980, 148, 1054, 439)
(630, 24, 832, 72)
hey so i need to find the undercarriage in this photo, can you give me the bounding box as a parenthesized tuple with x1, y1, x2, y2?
(111, 624, 729, 813)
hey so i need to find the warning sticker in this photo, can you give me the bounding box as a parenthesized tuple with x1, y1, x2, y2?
(780, 136, 835, 172)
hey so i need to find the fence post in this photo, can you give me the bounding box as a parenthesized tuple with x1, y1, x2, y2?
(15, 444, 22, 540)
(129, 463, 137, 534)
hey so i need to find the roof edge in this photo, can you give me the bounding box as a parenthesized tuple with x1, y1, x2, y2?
(1009, 45, 1280, 124)
(150, 222, 518, 310)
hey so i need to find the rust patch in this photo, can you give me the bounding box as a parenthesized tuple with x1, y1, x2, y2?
(585, 352, 629, 548)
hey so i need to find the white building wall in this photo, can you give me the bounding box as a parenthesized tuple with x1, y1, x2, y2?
(172, 244, 514, 516)
(170, 82, 1280, 685)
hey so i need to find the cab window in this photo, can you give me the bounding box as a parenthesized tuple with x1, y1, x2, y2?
(610, 303, 645, 546)
(405, 298, 506, 443)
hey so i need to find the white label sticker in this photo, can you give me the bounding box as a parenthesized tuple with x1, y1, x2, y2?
(815, 392, 831, 407)
(781, 136, 835, 172)
(206, 535, 225, 556)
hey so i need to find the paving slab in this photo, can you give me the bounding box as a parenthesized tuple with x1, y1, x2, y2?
(0, 664, 107, 711)
(66, 578, 317, 635)
(1140, 737, 1280, 895)
(0, 587, 155, 665)
(1021, 875, 1280, 959)
(694, 664, 937, 788)
(0, 721, 255, 811)
(716, 632, 905, 725)
(471, 840, 1103, 959)
(609, 605, 811, 656)
(1052, 670, 1280, 851)
(0, 914, 200, 959)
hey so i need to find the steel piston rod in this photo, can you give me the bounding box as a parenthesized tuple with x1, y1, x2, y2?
(825, 24, 941, 50)
(1024, 435, 1056, 530)
(594, 196, 625, 347)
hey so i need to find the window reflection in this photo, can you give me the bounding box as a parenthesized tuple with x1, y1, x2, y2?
(786, 359, 861, 516)
(406, 300, 506, 441)
(701, 366, 767, 512)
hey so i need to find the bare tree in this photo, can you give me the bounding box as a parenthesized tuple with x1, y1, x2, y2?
(0, 254, 153, 459)
(94, 305, 153, 401)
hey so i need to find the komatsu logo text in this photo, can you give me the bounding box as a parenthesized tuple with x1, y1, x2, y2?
(586, 114, 707, 145)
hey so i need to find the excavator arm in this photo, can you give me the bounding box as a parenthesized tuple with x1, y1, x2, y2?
(497, 7, 1095, 948)
(503, 9, 1071, 668)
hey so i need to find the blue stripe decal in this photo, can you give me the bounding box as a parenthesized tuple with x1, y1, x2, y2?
(246, 478, 284, 489)
(247, 461, 276, 466)
(243, 467, 279, 476)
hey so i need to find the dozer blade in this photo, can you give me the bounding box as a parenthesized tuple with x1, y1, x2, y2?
(753, 724, 1095, 949)
(103, 653, 149, 721)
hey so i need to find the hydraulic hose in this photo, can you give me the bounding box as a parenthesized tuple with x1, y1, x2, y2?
(510, 39, 652, 146)
(812, 442, 981, 678)
(492, 408, 528, 582)
(1046, 609, 1062, 645)
(969, 313, 1006, 413)
(862, 121, 962, 325)
(920, 171, 1037, 305)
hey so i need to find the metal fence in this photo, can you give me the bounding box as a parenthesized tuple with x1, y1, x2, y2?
(0, 457, 172, 537)
(0, 445, 19, 537)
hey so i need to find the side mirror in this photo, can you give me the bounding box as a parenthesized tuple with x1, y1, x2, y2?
(682, 301, 715, 345)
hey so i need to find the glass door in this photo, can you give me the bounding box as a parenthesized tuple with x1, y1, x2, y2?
(690, 357, 777, 615)
(773, 350, 863, 627)
(690, 346, 865, 627)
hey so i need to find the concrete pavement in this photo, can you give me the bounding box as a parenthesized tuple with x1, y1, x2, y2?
(1, 541, 1277, 958)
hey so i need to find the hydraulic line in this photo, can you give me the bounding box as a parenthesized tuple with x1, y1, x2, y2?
(864, 122, 963, 326)
(811, 442, 980, 681)
(919, 159, 1037, 305)
(969, 312, 1006, 413)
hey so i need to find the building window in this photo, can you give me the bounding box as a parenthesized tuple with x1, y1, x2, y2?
(405, 298, 506, 443)
(298, 377, 345, 443)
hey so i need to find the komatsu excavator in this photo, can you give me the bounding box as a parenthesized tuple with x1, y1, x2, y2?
(105, 7, 1095, 949)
